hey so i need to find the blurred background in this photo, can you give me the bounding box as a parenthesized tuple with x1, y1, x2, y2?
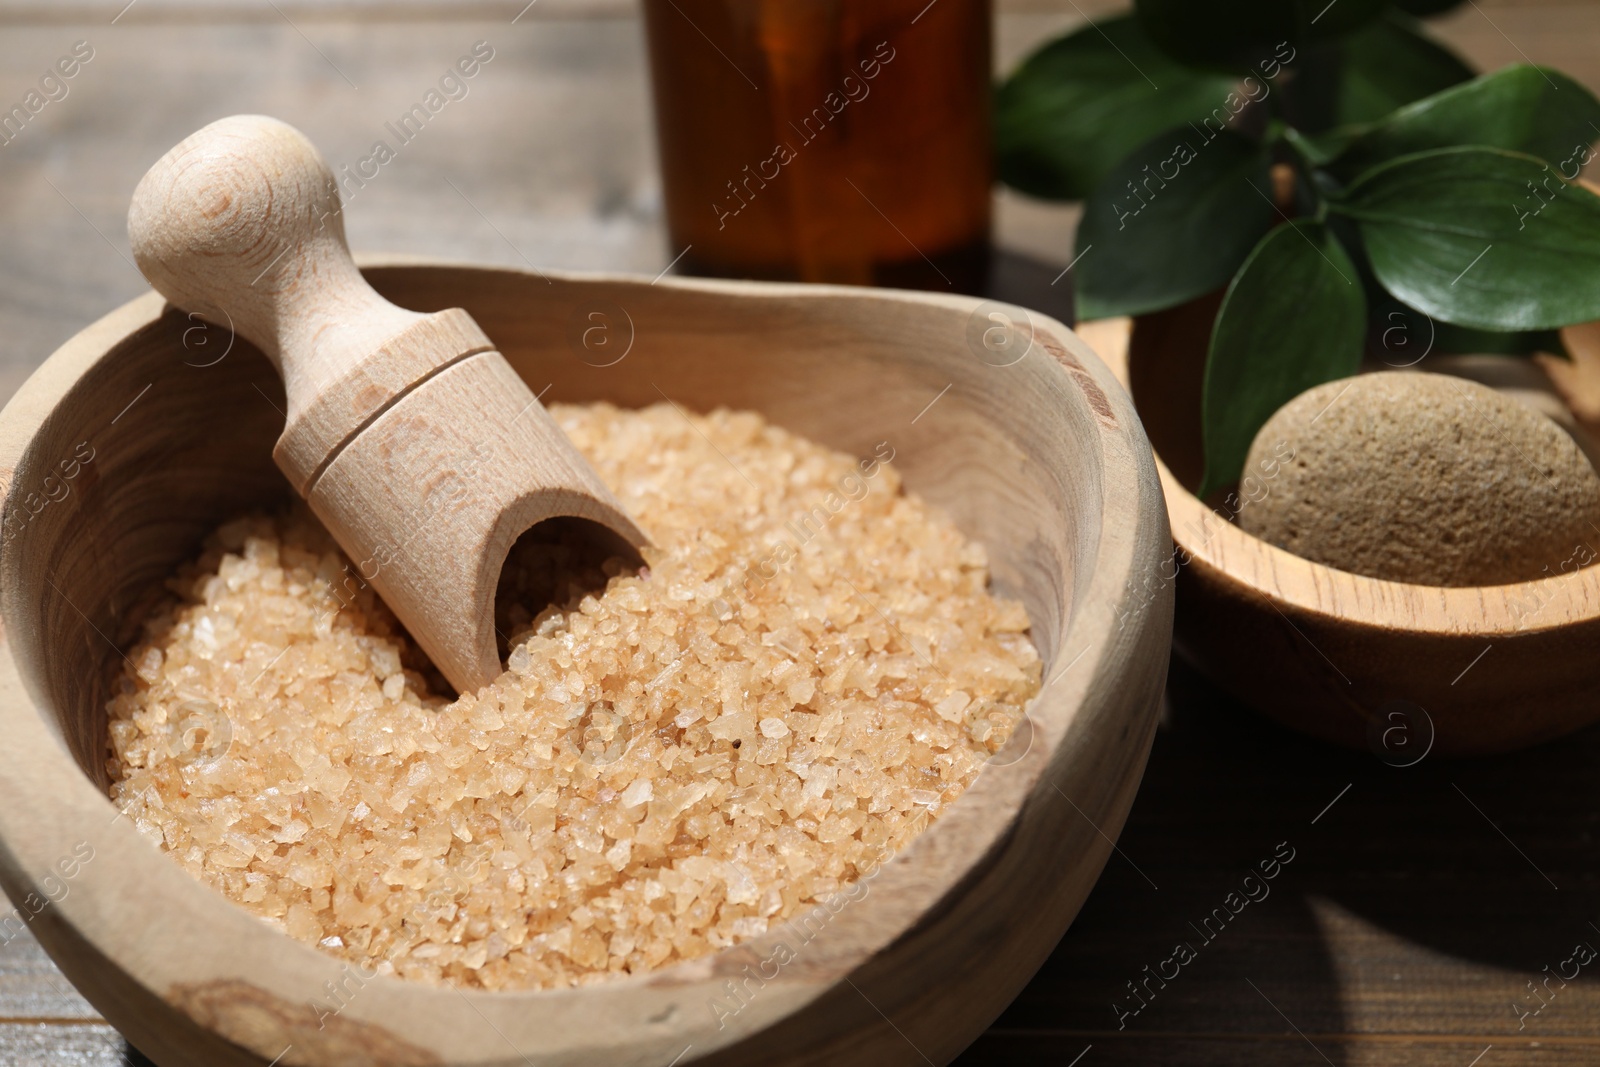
(14, 0, 1599, 400)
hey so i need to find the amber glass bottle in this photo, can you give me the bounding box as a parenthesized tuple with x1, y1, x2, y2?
(643, 0, 993, 294)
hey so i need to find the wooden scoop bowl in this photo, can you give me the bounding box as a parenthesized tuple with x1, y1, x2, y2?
(0, 261, 1171, 1065)
(128, 115, 647, 694)
(1081, 310, 1600, 758)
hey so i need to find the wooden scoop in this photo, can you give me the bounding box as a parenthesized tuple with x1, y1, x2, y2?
(128, 114, 647, 694)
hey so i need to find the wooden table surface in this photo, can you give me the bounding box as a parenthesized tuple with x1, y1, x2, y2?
(1, 2, 1597, 1064)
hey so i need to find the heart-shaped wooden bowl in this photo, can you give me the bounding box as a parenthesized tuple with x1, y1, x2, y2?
(0, 261, 1171, 1067)
(1081, 309, 1600, 759)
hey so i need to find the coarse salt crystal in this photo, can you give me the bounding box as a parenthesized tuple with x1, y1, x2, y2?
(105, 402, 1041, 994)
(935, 691, 972, 722)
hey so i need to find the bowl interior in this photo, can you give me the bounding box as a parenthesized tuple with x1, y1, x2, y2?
(3, 262, 1101, 805)
(0, 263, 1163, 1067)
(1, 310, 288, 790)
(1124, 295, 1221, 496)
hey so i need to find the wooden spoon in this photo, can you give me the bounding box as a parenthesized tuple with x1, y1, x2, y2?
(128, 114, 648, 694)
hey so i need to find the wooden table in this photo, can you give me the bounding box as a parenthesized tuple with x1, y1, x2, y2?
(0, 2, 1596, 1063)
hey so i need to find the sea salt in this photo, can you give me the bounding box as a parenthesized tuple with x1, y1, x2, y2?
(106, 402, 1040, 991)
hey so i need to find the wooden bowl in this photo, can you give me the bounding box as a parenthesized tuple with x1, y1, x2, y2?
(1080, 310, 1600, 758)
(0, 261, 1172, 1067)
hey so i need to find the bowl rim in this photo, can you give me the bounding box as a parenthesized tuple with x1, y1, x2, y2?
(0, 260, 1172, 1065)
(1082, 314, 1600, 639)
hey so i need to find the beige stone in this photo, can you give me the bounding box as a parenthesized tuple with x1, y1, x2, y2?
(1238, 372, 1600, 587)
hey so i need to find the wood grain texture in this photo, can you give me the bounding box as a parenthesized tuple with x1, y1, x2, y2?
(958, 654, 1600, 1065)
(0, 260, 1170, 1066)
(273, 308, 495, 493)
(0, 931, 100, 1019)
(0, 18, 664, 407)
(128, 114, 431, 411)
(0, 1024, 145, 1067)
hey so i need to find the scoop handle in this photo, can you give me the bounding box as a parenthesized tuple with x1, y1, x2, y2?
(127, 115, 650, 695)
(128, 114, 424, 422)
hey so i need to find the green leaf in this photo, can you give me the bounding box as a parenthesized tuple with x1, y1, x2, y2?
(1135, 0, 1385, 70)
(1075, 129, 1276, 319)
(995, 16, 1239, 200)
(1285, 12, 1473, 132)
(1333, 146, 1600, 330)
(1334, 18, 1474, 123)
(1334, 65, 1600, 175)
(1200, 221, 1366, 495)
(1371, 300, 1565, 360)
(1284, 124, 1363, 167)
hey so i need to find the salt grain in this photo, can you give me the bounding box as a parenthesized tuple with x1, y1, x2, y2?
(106, 403, 1040, 991)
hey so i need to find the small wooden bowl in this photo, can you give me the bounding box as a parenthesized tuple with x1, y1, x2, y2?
(0, 261, 1171, 1067)
(1081, 309, 1600, 758)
